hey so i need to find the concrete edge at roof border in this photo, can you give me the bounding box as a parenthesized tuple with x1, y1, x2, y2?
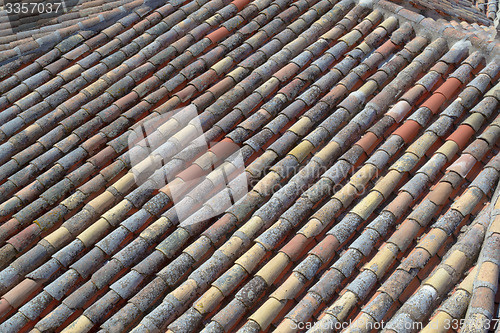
(352, 0, 500, 62)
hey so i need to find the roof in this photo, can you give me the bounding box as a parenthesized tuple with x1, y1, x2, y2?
(0, 0, 498, 332)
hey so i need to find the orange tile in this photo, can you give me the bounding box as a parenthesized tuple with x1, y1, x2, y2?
(421, 93, 447, 114)
(435, 77, 462, 100)
(207, 27, 230, 44)
(281, 234, 309, 261)
(446, 124, 476, 149)
(309, 235, 340, 263)
(355, 132, 379, 154)
(231, 0, 251, 10)
(392, 120, 421, 144)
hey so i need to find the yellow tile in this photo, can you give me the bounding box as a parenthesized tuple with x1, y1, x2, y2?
(193, 287, 224, 315)
(158, 119, 180, 139)
(495, 198, 500, 209)
(366, 10, 383, 23)
(160, 177, 184, 198)
(271, 273, 303, 301)
(183, 236, 212, 261)
(358, 80, 378, 96)
(87, 190, 115, 214)
(463, 113, 485, 131)
(253, 171, 281, 196)
(206, 161, 237, 184)
(350, 164, 377, 192)
(477, 261, 499, 285)
(275, 318, 298, 333)
(391, 153, 419, 173)
(314, 141, 341, 164)
(372, 170, 402, 199)
(425, 268, 452, 294)
(351, 191, 384, 220)
(299, 218, 323, 238)
(141, 217, 174, 244)
(457, 266, 477, 292)
(228, 67, 247, 81)
(451, 187, 482, 216)
(171, 123, 201, 147)
(84, 78, 107, 96)
(380, 16, 398, 31)
(256, 252, 290, 286)
(421, 311, 453, 333)
(257, 77, 280, 97)
(194, 151, 217, 171)
(327, 291, 358, 321)
(488, 215, 500, 234)
(238, 216, 265, 239)
(289, 140, 314, 163)
(417, 228, 448, 256)
(436, 140, 459, 161)
(102, 200, 134, 226)
(356, 42, 372, 55)
(363, 243, 398, 278)
(211, 57, 233, 76)
(288, 117, 313, 137)
(339, 30, 362, 47)
(407, 132, 437, 158)
(111, 173, 137, 195)
(171, 279, 198, 302)
(61, 315, 94, 333)
(443, 250, 467, 273)
(77, 218, 110, 247)
(59, 65, 82, 81)
(246, 150, 277, 178)
(131, 157, 157, 179)
(249, 297, 284, 330)
(235, 244, 266, 273)
(344, 313, 376, 333)
(44, 227, 72, 249)
(219, 236, 244, 258)
(332, 183, 358, 208)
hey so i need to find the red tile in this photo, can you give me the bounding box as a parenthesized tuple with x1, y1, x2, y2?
(3, 279, 40, 308)
(232, 0, 251, 10)
(0, 299, 12, 318)
(427, 182, 453, 206)
(400, 85, 428, 105)
(176, 164, 205, 182)
(175, 84, 197, 103)
(355, 132, 379, 154)
(392, 120, 421, 144)
(210, 138, 238, 159)
(446, 124, 475, 149)
(309, 235, 340, 263)
(376, 40, 397, 58)
(274, 63, 300, 82)
(207, 27, 230, 44)
(435, 77, 462, 100)
(421, 93, 447, 114)
(7, 224, 41, 251)
(281, 234, 309, 261)
(385, 191, 413, 216)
